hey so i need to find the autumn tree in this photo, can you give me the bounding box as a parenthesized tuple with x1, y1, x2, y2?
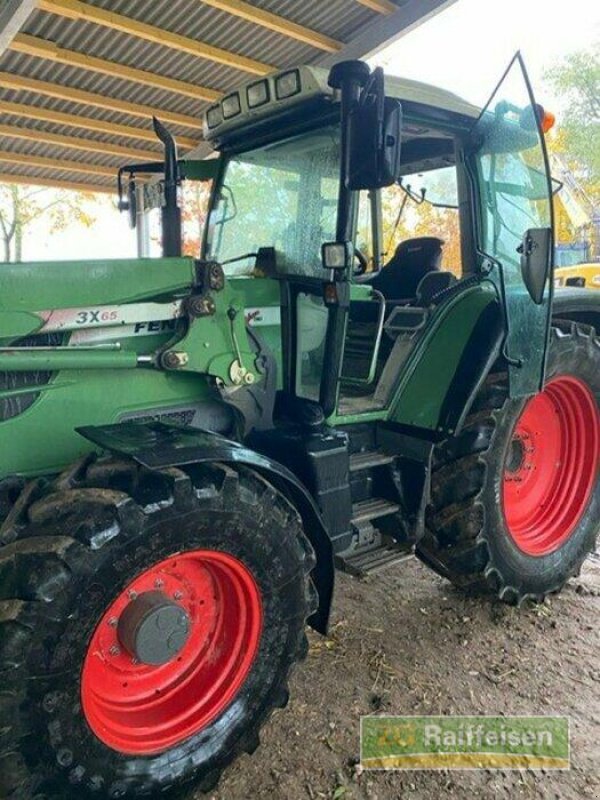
(181, 180, 211, 257)
(544, 45, 599, 199)
(0, 183, 97, 263)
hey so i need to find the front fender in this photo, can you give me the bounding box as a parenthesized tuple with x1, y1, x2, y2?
(77, 420, 333, 634)
(552, 288, 600, 332)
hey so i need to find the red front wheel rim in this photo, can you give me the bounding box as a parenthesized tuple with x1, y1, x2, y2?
(81, 550, 263, 755)
(503, 376, 600, 556)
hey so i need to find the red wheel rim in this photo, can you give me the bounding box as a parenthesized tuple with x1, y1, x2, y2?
(81, 550, 263, 755)
(503, 376, 600, 556)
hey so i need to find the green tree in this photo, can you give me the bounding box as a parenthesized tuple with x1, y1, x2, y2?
(0, 183, 97, 263)
(544, 45, 599, 196)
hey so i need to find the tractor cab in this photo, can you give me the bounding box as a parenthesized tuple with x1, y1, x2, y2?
(198, 57, 556, 429)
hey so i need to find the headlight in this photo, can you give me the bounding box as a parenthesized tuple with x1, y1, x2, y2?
(206, 104, 223, 129)
(247, 80, 269, 108)
(275, 70, 300, 100)
(222, 92, 241, 119)
(592, 274, 600, 287)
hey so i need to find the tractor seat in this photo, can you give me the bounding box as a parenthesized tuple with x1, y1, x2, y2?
(370, 236, 444, 301)
(414, 269, 457, 306)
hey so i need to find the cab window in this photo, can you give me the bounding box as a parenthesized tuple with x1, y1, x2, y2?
(380, 164, 463, 278)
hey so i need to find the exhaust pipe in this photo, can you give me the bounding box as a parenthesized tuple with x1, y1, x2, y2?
(153, 116, 182, 258)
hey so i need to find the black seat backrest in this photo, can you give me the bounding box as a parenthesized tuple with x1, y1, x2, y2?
(415, 270, 457, 306)
(370, 236, 443, 299)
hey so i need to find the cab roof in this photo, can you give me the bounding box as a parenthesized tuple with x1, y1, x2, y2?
(203, 64, 481, 143)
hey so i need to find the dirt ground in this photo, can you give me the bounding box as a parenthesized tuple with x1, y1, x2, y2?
(192, 554, 600, 800)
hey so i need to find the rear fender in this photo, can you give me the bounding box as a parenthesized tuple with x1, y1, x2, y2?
(77, 421, 333, 634)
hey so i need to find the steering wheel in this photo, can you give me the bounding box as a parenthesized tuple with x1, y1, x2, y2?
(353, 247, 369, 276)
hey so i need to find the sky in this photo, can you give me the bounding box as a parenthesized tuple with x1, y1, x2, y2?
(11, 0, 600, 262)
(373, 0, 598, 112)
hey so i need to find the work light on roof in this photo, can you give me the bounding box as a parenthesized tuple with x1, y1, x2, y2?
(222, 92, 242, 119)
(275, 70, 301, 100)
(206, 104, 223, 129)
(247, 80, 270, 108)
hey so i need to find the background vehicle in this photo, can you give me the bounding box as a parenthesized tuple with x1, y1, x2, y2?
(1, 55, 598, 799)
(555, 261, 600, 289)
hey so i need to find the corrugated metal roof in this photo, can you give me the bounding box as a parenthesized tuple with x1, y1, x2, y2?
(0, 0, 445, 192)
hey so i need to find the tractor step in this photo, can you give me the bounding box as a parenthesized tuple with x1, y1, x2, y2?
(349, 450, 394, 472)
(335, 541, 413, 576)
(351, 497, 400, 524)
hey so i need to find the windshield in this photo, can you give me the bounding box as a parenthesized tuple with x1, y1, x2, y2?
(205, 125, 340, 277)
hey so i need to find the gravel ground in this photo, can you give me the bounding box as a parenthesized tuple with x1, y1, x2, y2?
(191, 555, 600, 800)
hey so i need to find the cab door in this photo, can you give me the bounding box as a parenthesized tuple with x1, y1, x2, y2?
(471, 53, 555, 397)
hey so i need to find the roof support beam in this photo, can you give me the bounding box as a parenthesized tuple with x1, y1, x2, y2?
(0, 0, 37, 56)
(10, 34, 221, 102)
(319, 0, 457, 67)
(355, 0, 398, 13)
(0, 101, 200, 149)
(37, 0, 274, 75)
(0, 73, 203, 129)
(198, 0, 341, 53)
(0, 149, 115, 178)
(0, 124, 159, 161)
(0, 171, 114, 194)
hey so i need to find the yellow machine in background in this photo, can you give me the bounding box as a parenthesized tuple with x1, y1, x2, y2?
(555, 262, 600, 290)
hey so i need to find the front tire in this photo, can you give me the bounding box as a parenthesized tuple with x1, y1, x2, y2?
(0, 458, 316, 799)
(417, 322, 600, 603)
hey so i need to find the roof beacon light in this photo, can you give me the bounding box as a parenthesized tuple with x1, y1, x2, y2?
(541, 109, 556, 133)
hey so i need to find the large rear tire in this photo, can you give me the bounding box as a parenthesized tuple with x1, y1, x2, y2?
(0, 458, 316, 799)
(417, 322, 600, 603)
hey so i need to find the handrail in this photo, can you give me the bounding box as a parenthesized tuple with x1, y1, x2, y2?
(340, 288, 386, 386)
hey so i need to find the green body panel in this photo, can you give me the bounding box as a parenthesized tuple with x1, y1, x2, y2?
(154, 277, 282, 386)
(0, 264, 286, 478)
(0, 347, 138, 371)
(331, 285, 497, 429)
(389, 285, 496, 430)
(0, 257, 196, 314)
(0, 367, 213, 477)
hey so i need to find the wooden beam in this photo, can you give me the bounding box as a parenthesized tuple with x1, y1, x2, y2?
(0, 123, 159, 160)
(0, 101, 199, 149)
(11, 34, 221, 103)
(37, 0, 274, 75)
(0, 171, 114, 194)
(355, 0, 398, 14)
(198, 0, 341, 53)
(0, 149, 115, 178)
(0, 73, 203, 129)
(0, 0, 37, 55)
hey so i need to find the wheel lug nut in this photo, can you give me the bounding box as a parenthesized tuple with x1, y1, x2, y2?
(108, 617, 118, 627)
(173, 590, 183, 600)
(128, 590, 138, 600)
(109, 645, 121, 657)
(154, 578, 164, 589)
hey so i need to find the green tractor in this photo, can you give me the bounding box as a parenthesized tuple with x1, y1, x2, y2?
(1, 55, 599, 799)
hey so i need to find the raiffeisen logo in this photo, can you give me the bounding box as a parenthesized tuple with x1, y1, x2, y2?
(361, 716, 570, 770)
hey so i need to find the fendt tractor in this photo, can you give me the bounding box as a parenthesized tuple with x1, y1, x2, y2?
(1, 55, 599, 799)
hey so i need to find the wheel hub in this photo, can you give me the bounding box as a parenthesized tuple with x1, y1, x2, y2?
(117, 591, 191, 666)
(502, 376, 600, 556)
(81, 550, 263, 755)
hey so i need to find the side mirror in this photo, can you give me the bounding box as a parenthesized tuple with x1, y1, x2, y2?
(518, 227, 552, 304)
(117, 175, 137, 229)
(347, 68, 402, 190)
